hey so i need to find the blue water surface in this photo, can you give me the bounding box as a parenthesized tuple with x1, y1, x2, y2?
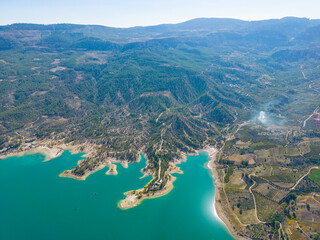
(0, 151, 233, 240)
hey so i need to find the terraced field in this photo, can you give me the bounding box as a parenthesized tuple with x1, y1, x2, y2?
(254, 183, 289, 202)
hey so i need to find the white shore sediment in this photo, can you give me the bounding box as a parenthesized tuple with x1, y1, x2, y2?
(60, 157, 128, 180)
(119, 147, 213, 211)
(118, 156, 183, 210)
(0, 139, 132, 181)
(0, 145, 64, 161)
(0, 140, 106, 179)
(59, 162, 107, 180)
(119, 174, 176, 210)
(105, 162, 118, 175)
(205, 146, 249, 240)
(201, 147, 225, 224)
(119, 145, 243, 239)
(0, 138, 99, 162)
(1, 141, 243, 239)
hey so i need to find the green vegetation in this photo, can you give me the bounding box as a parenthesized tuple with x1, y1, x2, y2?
(304, 142, 320, 164)
(309, 169, 320, 185)
(246, 224, 268, 240)
(1, 18, 320, 240)
(253, 191, 279, 222)
(224, 167, 234, 183)
(262, 173, 300, 183)
(249, 141, 277, 150)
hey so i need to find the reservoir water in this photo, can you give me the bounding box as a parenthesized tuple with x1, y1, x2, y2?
(0, 151, 234, 240)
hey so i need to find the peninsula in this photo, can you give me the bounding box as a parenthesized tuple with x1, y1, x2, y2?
(1, 17, 320, 239)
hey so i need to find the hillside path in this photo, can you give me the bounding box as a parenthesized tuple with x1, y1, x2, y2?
(290, 166, 320, 190)
(248, 175, 266, 224)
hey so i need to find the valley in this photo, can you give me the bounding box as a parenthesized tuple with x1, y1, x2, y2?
(1, 17, 320, 239)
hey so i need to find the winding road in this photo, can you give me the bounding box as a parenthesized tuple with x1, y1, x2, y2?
(248, 175, 266, 224)
(290, 166, 320, 190)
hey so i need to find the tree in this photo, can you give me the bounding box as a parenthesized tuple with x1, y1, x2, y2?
(307, 204, 310, 211)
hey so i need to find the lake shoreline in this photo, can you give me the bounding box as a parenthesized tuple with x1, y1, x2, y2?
(0, 141, 126, 181)
(1, 143, 242, 239)
(204, 146, 249, 240)
(118, 145, 244, 239)
(0, 145, 64, 161)
(0, 140, 96, 162)
(118, 174, 177, 209)
(118, 156, 184, 209)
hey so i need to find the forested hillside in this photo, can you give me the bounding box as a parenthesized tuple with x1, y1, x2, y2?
(1, 19, 320, 232)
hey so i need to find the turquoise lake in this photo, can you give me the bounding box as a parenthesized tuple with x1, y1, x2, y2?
(0, 151, 234, 240)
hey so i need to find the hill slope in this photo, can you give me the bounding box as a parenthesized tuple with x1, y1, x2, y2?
(1, 18, 320, 239)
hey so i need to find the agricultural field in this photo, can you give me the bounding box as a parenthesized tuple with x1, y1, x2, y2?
(220, 121, 320, 239)
(2, 19, 320, 240)
(246, 224, 269, 240)
(253, 191, 279, 222)
(262, 172, 300, 183)
(228, 153, 256, 165)
(285, 220, 309, 240)
(286, 194, 320, 239)
(309, 169, 320, 185)
(272, 182, 294, 188)
(226, 188, 255, 212)
(298, 141, 312, 156)
(237, 209, 259, 225)
(249, 165, 273, 177)
(295, 174, 320, 194)
(304, 142, 320, 161)
(225, 168, 246, 188)
(255, 147, 293, 165)
(254, 183, 289, 202)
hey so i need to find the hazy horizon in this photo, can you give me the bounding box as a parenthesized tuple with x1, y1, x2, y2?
(1, 16, 320, 29)
(1, 0, 320, 28)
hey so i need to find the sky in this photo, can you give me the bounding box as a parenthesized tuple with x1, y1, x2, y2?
(1, 0, 320, 27)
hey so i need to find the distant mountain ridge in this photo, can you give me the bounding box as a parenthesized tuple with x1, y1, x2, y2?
(1, 17, 320, 43)
(1, 16, 320, 240)
(1, 17, 320, 222)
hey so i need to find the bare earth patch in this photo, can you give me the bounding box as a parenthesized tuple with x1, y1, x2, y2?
(272, 182, 294, 188)
(229, 154, 256, 165)
(51, 59, 61, 65)
(31, 90, 48, 96)
(237, 209, 260, 225)
(0, 59, 9, 64)
(50, 66, 67, 72)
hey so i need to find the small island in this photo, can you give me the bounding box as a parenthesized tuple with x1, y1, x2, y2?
(1, 18, 320, 240)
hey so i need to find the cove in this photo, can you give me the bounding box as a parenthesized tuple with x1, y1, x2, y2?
(0, 151, 234, 240)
